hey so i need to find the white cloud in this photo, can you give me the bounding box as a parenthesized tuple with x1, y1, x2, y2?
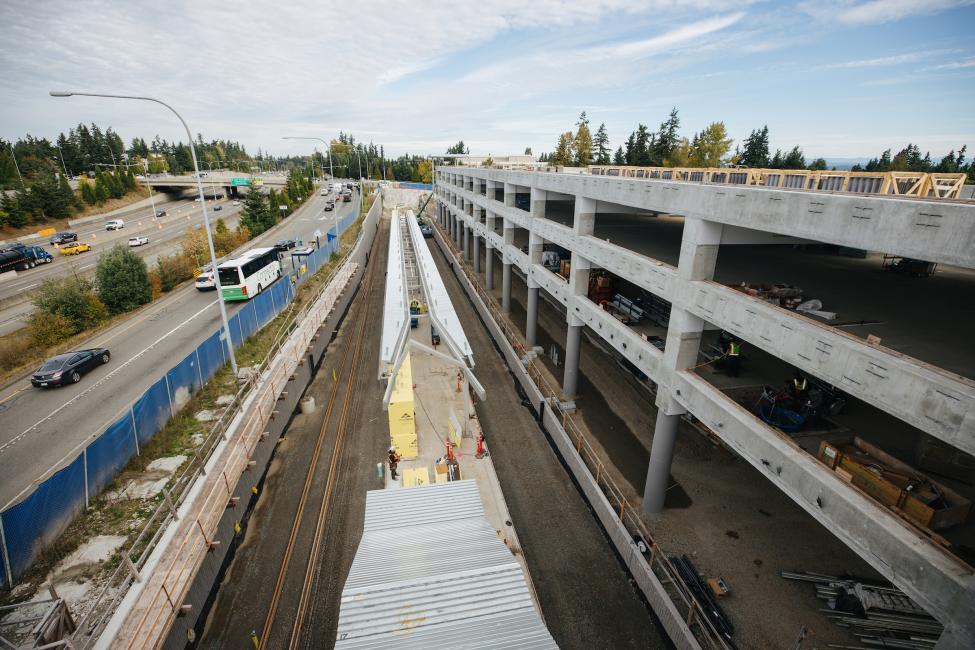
(922, 56, 975, 70)
(817, 50, 953, 69)
(799, 0, 975, 25)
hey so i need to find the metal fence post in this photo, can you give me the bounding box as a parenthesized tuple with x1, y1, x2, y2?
(130, 405, 140, 456)
(195, 348, 204, 387)
(165, 375, 175, 419)
(83, 448, 90, 508)
(0, 516, 11, 589)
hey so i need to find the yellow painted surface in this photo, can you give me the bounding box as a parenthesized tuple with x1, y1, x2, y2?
(388, 354, 416, 444)
(391, 433, 418, 459)
(402, 467, 430, 487)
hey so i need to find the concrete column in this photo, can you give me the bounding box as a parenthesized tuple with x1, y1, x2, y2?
(642, 217, 724, 514)
(473, 233, 480, 273)
(525, 229, 543, 348)
(574, 195, 596, 236)
(525, 286, 539, 348)
(502, 261, 512, 313)
(530, 186, 547, 221)
(562, 253, 591, 399)
(504, 182, 516, 209)
(456, 217, 462, 248)
(485, 244, 495, 290)
(563, 316, 583, 398)
(642, 409, 680, 513)
(463, 223, 470, 260)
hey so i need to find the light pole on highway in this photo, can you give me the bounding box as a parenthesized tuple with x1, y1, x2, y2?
(55, 143, 70, 178)
(6, 142, 26, 190)
(282, 136, 333, 180)
(51, 90, 238, 376)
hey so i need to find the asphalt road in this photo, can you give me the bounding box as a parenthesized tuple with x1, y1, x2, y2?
(0, 186, 361, 509)
(0, 195, 247, 335)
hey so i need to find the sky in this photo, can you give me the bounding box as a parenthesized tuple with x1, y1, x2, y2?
(1, 0, 974, 162)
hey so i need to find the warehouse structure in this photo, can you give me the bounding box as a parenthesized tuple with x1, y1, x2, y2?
(434, 166, 975, 648)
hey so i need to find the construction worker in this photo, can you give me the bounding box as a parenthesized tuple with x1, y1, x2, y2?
(387, 446, 401, 480)
(791, 370, 809, 402)
(726, 337, 741, 377)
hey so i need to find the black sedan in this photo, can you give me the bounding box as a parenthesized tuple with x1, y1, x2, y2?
(49, 232, 78, 246)
(31, 348, 111, 387)
(274, 239, 297, 252)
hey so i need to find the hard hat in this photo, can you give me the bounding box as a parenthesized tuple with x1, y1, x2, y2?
(389, 446, 396, 451)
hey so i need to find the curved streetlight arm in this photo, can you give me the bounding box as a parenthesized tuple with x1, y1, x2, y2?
(50, 90, 238, 376)
(282, 136, 334, 179)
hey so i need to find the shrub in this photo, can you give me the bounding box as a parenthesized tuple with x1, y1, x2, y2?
(156, 254, 195, 292)
(33, 275, 108, 332)
(96, 245, 152, 314)
(0, 331, 31, 370)
(28, 312, 76, 347)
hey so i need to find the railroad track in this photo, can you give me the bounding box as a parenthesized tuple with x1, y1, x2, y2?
(257, 218, 386, 650)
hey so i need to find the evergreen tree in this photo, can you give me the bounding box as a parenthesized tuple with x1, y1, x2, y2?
(740, 126, 770, 168)
(593, 123, 611, 165)
(574, 112, 593, 167)
(782, 146, 806, 169)
(551, 132, 575, 166)
(633, 124, 652, 166)
(613, 146, 625, 165)
(96, 245, 152, 313)
(809, 158, 827, 170)
(624, 132, 636, 165)
(652, 108, 681, 165)
(240, 189, 273, 236)
(524, 147, 533, 156)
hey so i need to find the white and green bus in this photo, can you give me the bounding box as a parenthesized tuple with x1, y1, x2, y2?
(218, 247, 282, 301)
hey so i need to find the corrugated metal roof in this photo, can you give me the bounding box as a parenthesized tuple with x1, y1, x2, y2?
(336, 481, 558, 649)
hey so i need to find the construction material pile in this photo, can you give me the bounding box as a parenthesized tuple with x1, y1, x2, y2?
(731, 282, 837, 320)
(781, 571, 943, 649)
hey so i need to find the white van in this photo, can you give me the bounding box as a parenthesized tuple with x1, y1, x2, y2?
(105, 219, 125, 231)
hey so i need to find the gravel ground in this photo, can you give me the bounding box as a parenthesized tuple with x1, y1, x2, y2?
(427, 238, 670, 650)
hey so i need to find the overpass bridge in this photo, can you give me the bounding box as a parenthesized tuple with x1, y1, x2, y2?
(143, 171, 290, 194)
(436, 164, 975, 649)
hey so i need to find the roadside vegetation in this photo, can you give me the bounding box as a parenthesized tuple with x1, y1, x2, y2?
(0, 185, 374, 614)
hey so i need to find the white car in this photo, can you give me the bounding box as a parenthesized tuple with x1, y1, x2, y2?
(105, 219, 125, 230)
(128, 236, 150, 247)
(195, 270, 216, 291)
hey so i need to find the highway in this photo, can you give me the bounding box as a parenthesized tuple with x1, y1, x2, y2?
(0, 185, 360, 508)
(0, 193, 246, 335)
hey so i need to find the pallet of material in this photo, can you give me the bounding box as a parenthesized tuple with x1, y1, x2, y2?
(817, 437, 971, 531)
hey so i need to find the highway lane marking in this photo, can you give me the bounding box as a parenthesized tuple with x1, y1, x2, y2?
(16, 283, 39, 292)
(0, 299, 219, 456)
(0, 385, 28, 408)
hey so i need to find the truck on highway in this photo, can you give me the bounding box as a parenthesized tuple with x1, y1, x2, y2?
(0, 243, 54, 272)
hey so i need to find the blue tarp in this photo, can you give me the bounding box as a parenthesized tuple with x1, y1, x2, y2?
(0, 454, 86, 584)
(167, 351, 203, 404)
(132, 378, 172, 445)
(197, 331, 225, 381)
(86, 413, 137, 496)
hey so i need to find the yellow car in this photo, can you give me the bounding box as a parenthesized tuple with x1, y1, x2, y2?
(59, 242, 92, 255)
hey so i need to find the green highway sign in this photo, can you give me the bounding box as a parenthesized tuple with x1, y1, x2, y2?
(231, 178, 250, 186)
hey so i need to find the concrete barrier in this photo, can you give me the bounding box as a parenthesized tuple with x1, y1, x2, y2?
(0, 271, 18, 285)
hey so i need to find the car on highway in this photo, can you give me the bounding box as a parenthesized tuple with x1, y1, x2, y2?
(156, 209, 167, 217)
(420, 224, 433, 238)
(213, 204, 223, 211)
(31, 348, 111, 387)
(274, 239, 297, 252)
(128, 236, 150, 247)
(105, 219, 125, 231)
(59, 242, 92, 255)
(342, 193, 352, 202)
(49, 231, 78, 246)
(324, 201, 334, 211)
(195, 270, 216, 291)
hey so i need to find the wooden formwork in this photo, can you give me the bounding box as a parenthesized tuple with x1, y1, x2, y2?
(587, 165, 967, 199)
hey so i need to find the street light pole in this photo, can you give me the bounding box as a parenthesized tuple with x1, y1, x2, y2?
(50, 90, 238, 376)
(7, 142, 26, 189)
(282, 136, 333, 179)
(56, 143, 70, 178)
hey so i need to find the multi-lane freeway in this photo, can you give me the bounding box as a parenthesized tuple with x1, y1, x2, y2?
(0, 185, 360, 508)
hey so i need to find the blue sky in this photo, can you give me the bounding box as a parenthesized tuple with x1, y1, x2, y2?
(1, 0, 973, 161)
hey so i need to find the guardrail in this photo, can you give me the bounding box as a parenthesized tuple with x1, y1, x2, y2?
(429, 209, 733, 650)
(0, 195, 369, 593)
(68, 192, 379, 648)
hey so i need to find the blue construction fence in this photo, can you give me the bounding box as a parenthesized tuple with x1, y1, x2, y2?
(398, 182, 433, 191)
(0, 201, 366, 589)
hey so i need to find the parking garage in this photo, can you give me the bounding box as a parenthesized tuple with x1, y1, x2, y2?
(435, 167, 975, 649)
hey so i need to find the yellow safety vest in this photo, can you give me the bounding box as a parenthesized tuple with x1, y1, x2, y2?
(793, 377, 807, 391)
(729, 341, 740, 357)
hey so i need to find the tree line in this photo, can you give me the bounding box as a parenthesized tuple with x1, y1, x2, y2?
(538, 110, 974, 180)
